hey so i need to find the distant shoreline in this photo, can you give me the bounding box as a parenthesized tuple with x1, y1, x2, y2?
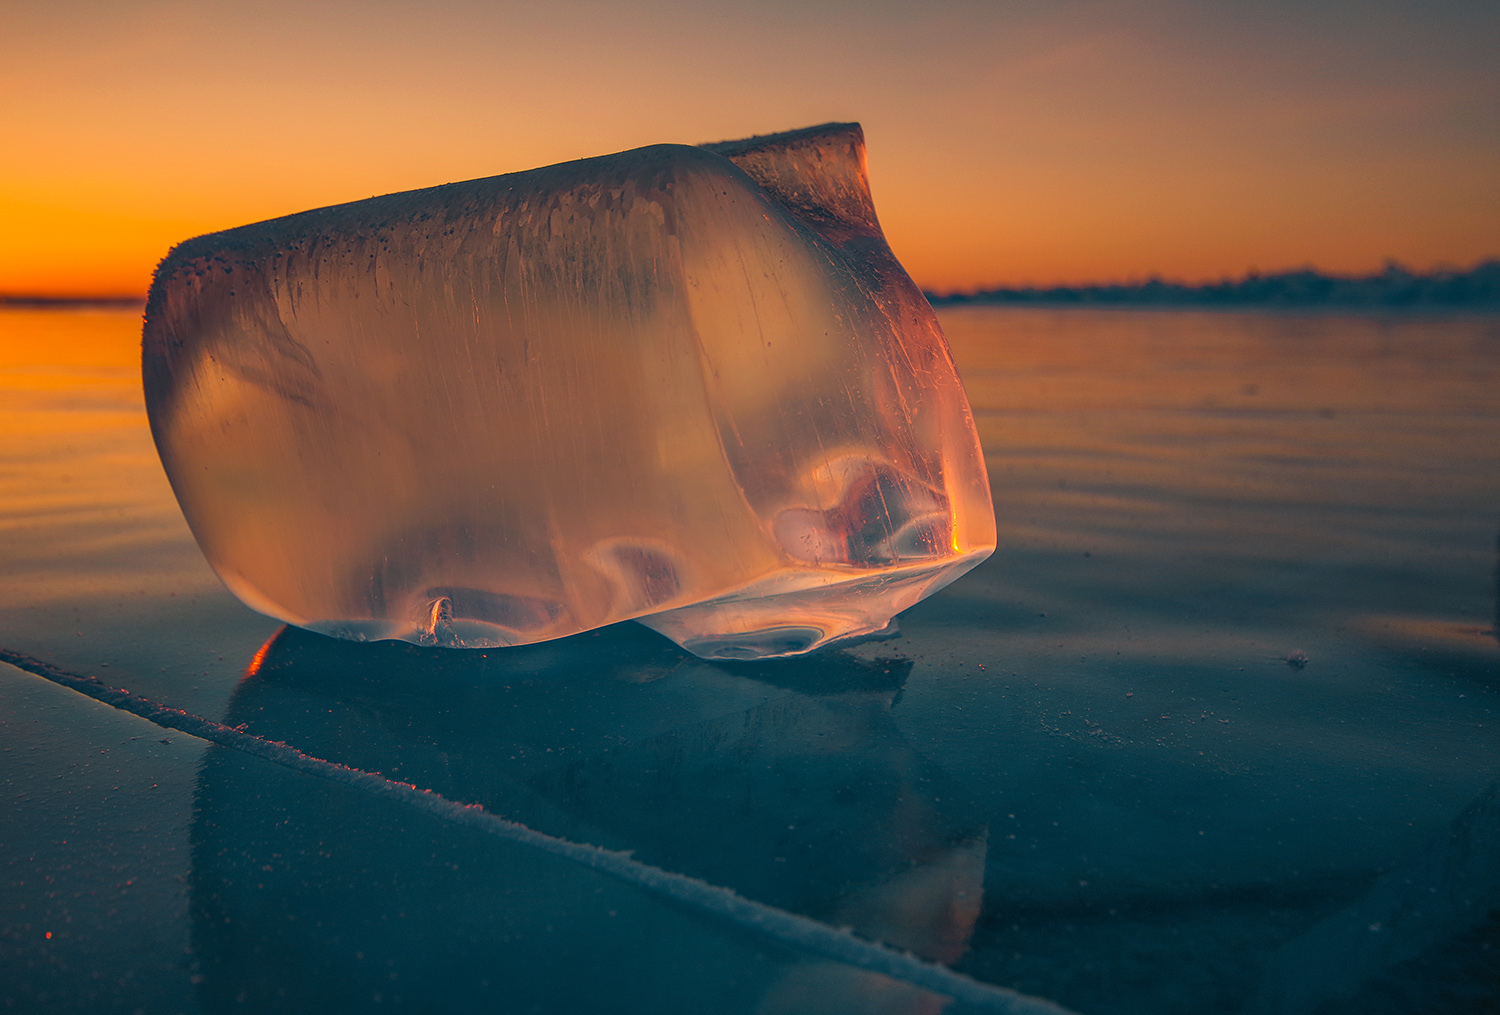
(7, 260, 1498, 312)
(925, 260, 1500, 309)
(0, 294, 144, 309)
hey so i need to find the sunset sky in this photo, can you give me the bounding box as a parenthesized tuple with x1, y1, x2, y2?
(3, 0, 1497, 296)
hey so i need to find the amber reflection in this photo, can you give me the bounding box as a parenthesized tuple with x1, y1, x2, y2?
(0, 307, 204, 606)
(190, 624, 986, 1013)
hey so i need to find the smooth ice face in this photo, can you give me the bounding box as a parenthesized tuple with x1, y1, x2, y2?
(143, 123, 995, 659)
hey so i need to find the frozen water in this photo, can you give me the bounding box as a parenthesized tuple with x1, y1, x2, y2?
(142, 123, 994, 658)
(9, 301, 1500, 1012)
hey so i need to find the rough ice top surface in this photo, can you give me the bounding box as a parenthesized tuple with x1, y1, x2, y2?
(142, 123, 995, 659)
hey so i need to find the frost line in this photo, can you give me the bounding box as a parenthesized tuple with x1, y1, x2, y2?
(0, 646, 1080, 1015)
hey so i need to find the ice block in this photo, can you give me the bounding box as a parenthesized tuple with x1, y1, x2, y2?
(142, 123, 995, 658)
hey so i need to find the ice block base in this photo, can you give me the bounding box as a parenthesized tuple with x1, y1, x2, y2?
(638, 551, 990, 660)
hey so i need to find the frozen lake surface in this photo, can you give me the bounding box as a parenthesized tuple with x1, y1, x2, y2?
(2, 305, 1498, 1013)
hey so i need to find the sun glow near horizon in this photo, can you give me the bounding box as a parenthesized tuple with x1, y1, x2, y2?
(3, 0, 1497, 298)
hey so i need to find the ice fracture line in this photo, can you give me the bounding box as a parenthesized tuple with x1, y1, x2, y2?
(0, 646, 1081, 1015)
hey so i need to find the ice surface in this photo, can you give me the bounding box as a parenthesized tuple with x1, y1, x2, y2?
(142, 123, 994, 658)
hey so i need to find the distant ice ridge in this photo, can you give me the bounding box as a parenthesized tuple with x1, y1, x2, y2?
(142, 123, 995, 658)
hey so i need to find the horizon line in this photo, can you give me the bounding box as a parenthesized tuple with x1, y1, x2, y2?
(6, 258, 1498, 309)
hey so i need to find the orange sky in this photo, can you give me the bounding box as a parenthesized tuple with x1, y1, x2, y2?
(3, 0, 1497, 296)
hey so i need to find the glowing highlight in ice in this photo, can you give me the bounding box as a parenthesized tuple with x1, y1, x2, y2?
(142, 123, 995, 658)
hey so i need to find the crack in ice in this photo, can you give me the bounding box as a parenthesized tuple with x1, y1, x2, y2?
(0, 645, 1081, 1015)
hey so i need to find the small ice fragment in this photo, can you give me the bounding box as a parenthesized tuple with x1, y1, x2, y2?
(142, 123, 995, 658)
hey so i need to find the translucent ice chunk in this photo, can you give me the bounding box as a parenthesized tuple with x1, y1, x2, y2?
(142, 123, 995, 658)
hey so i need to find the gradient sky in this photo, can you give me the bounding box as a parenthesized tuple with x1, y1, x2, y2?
(3, 0, 1497, 295)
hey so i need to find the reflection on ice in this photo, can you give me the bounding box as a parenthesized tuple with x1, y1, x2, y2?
(190, 624, 989, 1013)
(143, 123, 994, 659)
(1257, 779, 1500, 1014)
